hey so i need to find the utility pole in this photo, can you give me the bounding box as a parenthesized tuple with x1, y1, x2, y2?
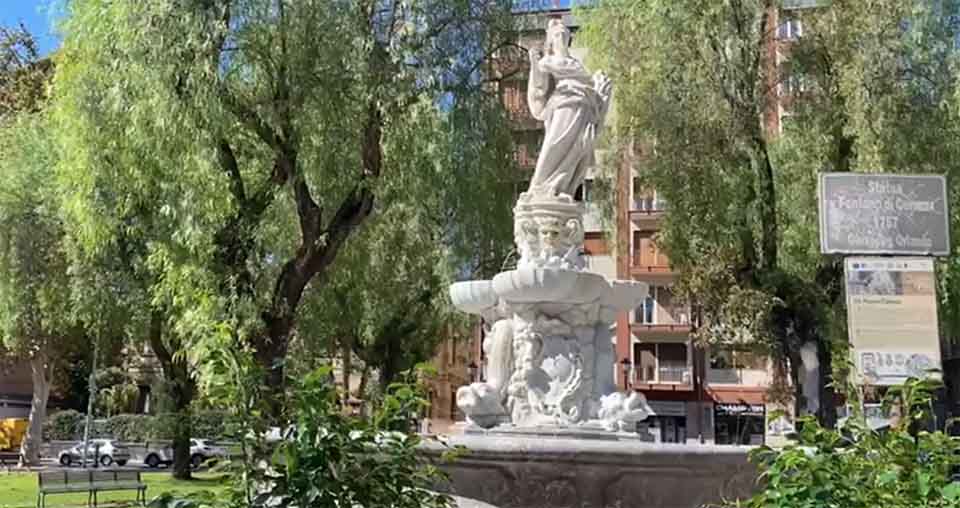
(81, 338, 98, 468)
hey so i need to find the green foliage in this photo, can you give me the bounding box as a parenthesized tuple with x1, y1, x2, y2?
(0, 23, 51, 116)
(94, 366, 139, 416)
(579, 0, 960, 416)
(250, 367, 452, 508)
(732, 379, 960, 508)
(97, 383, 140, 417)
(43, 410, 84, 441)
(43, 411, 233, 442)
(51, 0, 515, 418)
(0, 112, 75, 358)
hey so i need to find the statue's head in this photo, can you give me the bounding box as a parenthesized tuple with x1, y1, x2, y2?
(546, 19, 571, 56)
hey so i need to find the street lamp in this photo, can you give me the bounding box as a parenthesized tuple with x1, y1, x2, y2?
(620, 358, 631, 391)
(468, 361, 479, 383)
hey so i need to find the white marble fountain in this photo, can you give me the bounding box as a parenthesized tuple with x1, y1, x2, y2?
(449, 18, 651, 435)
(434, 21, 757, 508)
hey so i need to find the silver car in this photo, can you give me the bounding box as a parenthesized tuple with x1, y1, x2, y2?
(143, 438, 229, 469)
(58, 439, 130, 467)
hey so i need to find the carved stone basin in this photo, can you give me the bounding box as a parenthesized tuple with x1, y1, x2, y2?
(449, 267, 648, 315)
(492, 267, 605, 304)
(449, 280, 497, 315)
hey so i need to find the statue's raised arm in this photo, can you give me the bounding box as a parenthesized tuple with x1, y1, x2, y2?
(524, 19, 613, 199)
(527, 47, 549, 121)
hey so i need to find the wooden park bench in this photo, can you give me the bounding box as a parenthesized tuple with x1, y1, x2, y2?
(0, 451, 19, 467)
(37, 470, 147, 508)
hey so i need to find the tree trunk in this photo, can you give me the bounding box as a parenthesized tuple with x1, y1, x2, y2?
(358, 366, 370, 401)
(816, 338, 837, 429)
(170, 387, 193, 480)
(255, 103, 381, 421)
(148, 311, 194, 480)
(342, 336, 353, 398)
(19, 352, 50, 467)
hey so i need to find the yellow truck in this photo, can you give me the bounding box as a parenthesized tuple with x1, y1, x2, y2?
(0, 418, 28, 451)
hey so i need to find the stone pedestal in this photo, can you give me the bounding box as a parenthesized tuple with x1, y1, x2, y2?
(424, 435, 758, 508)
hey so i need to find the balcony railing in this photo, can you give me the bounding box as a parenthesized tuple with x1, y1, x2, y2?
(631, 199, 667, 212)
(633, 307, 690, 326)
(658, 364, 690, 383)
(632, 365, 692, 385)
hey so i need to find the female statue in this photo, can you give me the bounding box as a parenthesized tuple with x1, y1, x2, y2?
(526, 19, 613, 198)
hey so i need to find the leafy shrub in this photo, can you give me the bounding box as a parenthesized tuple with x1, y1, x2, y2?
(44, 411, 232, 442)
(97, 383, 140, 416)
(95, 414, 153, 441)
(191, 411, 228, 440)
(249, 368, 453, 508)
(732, 379, 960, 508)
(43, 410, 84, 441)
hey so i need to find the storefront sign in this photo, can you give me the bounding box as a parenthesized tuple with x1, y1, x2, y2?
(715, 403, 765, 416)
(845, 257, 941, 385)
(819, 173, 950, 255)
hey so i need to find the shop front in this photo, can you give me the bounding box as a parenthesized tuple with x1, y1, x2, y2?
(714, 403, 766, 445)
(637, 400, 687, 443)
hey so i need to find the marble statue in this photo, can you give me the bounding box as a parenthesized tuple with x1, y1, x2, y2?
(527, 19, 613, 198)
(450, 20, 649, 435)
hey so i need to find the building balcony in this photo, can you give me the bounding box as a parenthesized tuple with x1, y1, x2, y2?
(629, 254, 676, 281)
(631, 322, 692, 336)
(629, 207, 665, 229)
(631, 365, 693, 390)
(706, 368, 772, 387)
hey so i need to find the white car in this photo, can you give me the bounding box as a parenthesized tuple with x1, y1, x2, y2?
(143, 438, 229, 468)
(58, 439, 131, 467)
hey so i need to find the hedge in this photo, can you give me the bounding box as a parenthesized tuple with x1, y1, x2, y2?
(43, 410, 232, 442)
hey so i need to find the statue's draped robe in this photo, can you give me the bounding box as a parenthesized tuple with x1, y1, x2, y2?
(528, 55, 606, 197)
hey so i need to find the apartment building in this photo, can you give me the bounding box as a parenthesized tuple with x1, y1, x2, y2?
(621, 3, 814, 445)
(464, 1, 812, 445)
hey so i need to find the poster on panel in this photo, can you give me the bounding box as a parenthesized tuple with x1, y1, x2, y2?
(845, 257, 941, 385)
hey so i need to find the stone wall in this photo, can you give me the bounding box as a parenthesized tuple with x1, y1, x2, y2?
(422, 434, 758, 508)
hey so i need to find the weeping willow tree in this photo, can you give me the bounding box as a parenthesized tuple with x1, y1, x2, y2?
(580, 0, 960, 423)
(53, 0, 516, 421)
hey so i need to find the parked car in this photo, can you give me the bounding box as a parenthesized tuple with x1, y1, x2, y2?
(143, 438, 229, 469)
(58, 439, 130, 467)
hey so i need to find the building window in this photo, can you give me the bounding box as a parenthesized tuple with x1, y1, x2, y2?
(632, 179, 665, 211)
(777, 15, 802, 40)
(641, 416, 687, 444)
(632, 342, 690, 384)
(714, 404, 766, 445)
(634, 285, 688, 325)
(502, 79, 528, 119)
(658, 343, 688, 383)
(636, 291, 656, 324)
(635, 343, 657, 382)
(710, 349, 766, 370)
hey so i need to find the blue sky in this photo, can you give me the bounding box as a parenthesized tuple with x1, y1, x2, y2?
(1, 1, 64, 55)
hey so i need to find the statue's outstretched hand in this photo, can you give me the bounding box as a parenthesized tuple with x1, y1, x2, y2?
(593, 71, 613, 101)
(529, 46, 544, 65)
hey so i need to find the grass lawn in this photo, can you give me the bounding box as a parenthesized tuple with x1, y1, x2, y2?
(0, 471, 228, 508)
